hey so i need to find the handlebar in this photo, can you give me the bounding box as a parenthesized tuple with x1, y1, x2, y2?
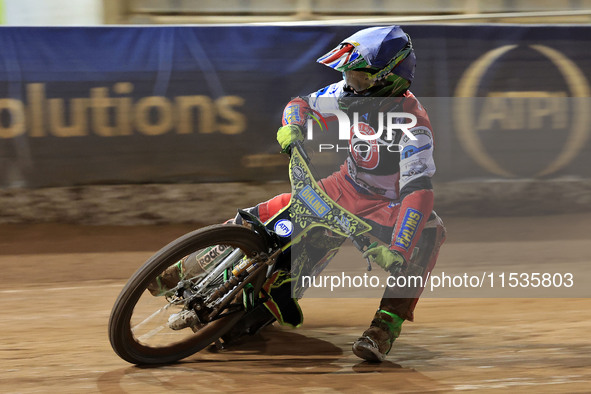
(351, 234, 373, 272)
(288, 141, 311, 165)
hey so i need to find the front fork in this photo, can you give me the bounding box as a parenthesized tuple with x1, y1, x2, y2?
(205, 248, 281, 319)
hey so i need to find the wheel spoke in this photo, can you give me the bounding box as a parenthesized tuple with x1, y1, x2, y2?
(136, 324, 167, 342)
(131, 302, 173, 333)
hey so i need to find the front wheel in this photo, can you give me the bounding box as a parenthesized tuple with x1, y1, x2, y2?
(108, 224, 267, 365)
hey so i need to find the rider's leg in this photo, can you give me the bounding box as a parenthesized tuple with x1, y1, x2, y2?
(148, 244, 234, 296)
(232, 192, 292, 225)
(352, 309, 404, 362)
(353, 214, 446, 362)
(147, 258, 185, 296)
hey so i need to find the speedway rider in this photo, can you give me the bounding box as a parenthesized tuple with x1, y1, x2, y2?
(152, 25, 446, 363)
(267, 25, 445, 362)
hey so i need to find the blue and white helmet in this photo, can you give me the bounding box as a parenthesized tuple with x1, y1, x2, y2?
(317, 26, 416, 96)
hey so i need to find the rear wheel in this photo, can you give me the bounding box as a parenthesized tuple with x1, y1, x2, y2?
(108, 224, 267, 365)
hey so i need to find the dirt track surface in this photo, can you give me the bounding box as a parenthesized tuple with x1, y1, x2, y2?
(1, 215, 590, 393)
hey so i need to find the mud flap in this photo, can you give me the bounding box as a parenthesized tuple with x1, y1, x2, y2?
(261, 271, 303, 328)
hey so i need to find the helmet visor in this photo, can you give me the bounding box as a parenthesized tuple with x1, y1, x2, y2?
(343, 70, 378, 93)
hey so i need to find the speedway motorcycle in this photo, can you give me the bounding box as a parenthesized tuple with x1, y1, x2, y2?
(108, 142, 440, 365)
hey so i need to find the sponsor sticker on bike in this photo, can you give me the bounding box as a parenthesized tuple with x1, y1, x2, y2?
(195, 244, 231, 270)
(297, 185, 330, 217)
(274, 219, 293, 237)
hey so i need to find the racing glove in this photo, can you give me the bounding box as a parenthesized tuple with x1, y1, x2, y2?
(277, 124, 304, 153)
(363, 243, 406, 275)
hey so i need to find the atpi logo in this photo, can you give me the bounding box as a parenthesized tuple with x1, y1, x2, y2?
(455, 45, 590, 177)
(274, 219, 293, 237)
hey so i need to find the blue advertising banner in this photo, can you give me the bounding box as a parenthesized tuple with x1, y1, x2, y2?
(0, 25, 590, 187)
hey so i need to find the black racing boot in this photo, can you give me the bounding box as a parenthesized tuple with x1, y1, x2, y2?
(352, 309, 404, 362)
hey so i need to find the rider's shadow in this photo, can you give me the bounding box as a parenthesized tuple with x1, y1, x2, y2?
(206, 325, 343, 357)
(205, 325, 441, 363)
(202, 325, 441, 374)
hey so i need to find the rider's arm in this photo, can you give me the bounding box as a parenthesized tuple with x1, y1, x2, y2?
(278, 82, 345, 150)
(389, 125, 436, 262)
(282, 97, 311, 127)
(282, 81, 346, 124)
(277, 97, 311, 152)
